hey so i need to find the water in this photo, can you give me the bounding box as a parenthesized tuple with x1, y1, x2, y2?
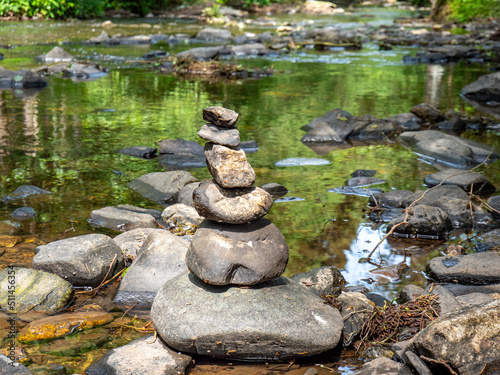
(0, 7, 499, 374)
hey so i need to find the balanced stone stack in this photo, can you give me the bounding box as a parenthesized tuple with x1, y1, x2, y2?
(151, 107, 343, 360)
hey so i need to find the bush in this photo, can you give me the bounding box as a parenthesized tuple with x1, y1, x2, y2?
(449, 0, 500, 22)
(0, 0, 75, 18)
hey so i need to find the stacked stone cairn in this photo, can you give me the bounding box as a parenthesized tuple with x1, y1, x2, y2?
(151, 106, 343, 361)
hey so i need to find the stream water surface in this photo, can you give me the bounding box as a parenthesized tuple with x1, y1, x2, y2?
(0, 7, 499, 374)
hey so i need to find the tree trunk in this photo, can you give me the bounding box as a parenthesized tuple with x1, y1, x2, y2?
(430, 0, 451, 22)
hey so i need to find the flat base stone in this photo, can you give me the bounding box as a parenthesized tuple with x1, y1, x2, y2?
(151, 272, 343, 361)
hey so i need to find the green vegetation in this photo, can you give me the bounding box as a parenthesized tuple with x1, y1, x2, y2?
(448, 0, 500, 22)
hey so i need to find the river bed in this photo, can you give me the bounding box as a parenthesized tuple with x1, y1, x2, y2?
(0, 6, 499, 374)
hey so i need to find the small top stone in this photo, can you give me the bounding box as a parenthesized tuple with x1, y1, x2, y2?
(202, 106, 239, 128)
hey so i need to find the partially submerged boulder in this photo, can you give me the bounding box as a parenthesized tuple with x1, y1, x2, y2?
(36, 46, 74, 63)
(461, 72, 500, 118)
(89, 206, 158, 232)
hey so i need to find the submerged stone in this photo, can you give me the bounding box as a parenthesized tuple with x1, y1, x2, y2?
(2, 185, 50, 203)
(275, 157, 331, 167)
(151, 272, 343, 360)
(18, 311, 114, 343)
(186, 218, 288, 285)
(193, 179, 272, 224)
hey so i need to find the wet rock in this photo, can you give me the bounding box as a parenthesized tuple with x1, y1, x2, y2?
(387, 204, 453, 238)
(142, 50, 168, 59)
(370, 190, 413, 208)
(398, 130, 499, 168)
(0, 267, 73, 314)
(337, 292, 375, 347)
(400, 284, 425, 303)
(151, 272, 343, 360)
(85, 334, 192, 375)
(275, 157, 330, 167)
(33, 234, 124, 288)
(260, 182, 288, 198)
(410, 299, 500, 375)
(410, 103, 443, 123)
(350, 119, 398, 140)
(0, 68, 48, 89)
(176, 46, 224, 61)
(113, 227, 157, 261)
(0, 354, 32, 374)
(482, 228, 500, 246)
(220, 43, 269, 57)
(11, 207, 36, 220)
(186, 218, 288, 285)
(488, 195, 500, 221)
(290, 266, 345, 298)
(2, 185, 50, 203)
(89, 206, 158, 232)
(196, 27, 232, 40)
(36, 46, 74, 62)
(403, 351, 433, 375)
(369, 262, 409, 282)
(158, 153, 207, 170)
(347, 177, 386, 187)
(17, 311, 113, 343)
(113, 230, 188, 311)
(302, 109, 353, 132)
(205, 143, 255, 188)
(461, 72, 500, 118)
(178, 181, 201, 207)
(160, 203, 203, 234)
(128, 171, 198, 205)
(203, 106, 239, 128)
(198, 123, 240, 147)
(350, 169, 378, 178)
(117, 146, 157, 159)
(193, 179, 272, 224)
(158, 138, 204, 156)
(427, 252, 500, 285)
(354, 357, 412, 375)
(387, 113, 421, 131)
(301, 122, 349, 143)
(424, 168, 496, 196)
(403, 185, 470, 207)
(364, 292, 390, 308)
(61, 62, 107, 81)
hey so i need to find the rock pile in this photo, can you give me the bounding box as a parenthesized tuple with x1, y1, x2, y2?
(151, 106, 343, 360)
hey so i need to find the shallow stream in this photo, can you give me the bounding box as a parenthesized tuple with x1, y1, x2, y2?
(0, 6, 499, 374)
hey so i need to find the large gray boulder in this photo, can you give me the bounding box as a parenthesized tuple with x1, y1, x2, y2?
(0, 267, 73, 314)
(128, 171, 198, 205)
(192, 179, 272, 224)
(85, 334, 192, 375)
(0, 68, 48, 89)
(398, 130, 499, 168)
(33, 234, 124, 288)
(151, 272, 343, 360)
(89, 206, 158, 232)
(427, 252, 500, 285)
(186, 218, 288, 285)
(410, 299, 500, 375)
(113, 230, 188, 310)
(36, 46, 74, 62)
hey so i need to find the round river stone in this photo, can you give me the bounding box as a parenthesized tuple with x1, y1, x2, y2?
(186, 218, 288, 285)
(204, 142, 255, 188)
(193, 179, 273, 224)
(151, 272, 343, 360)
